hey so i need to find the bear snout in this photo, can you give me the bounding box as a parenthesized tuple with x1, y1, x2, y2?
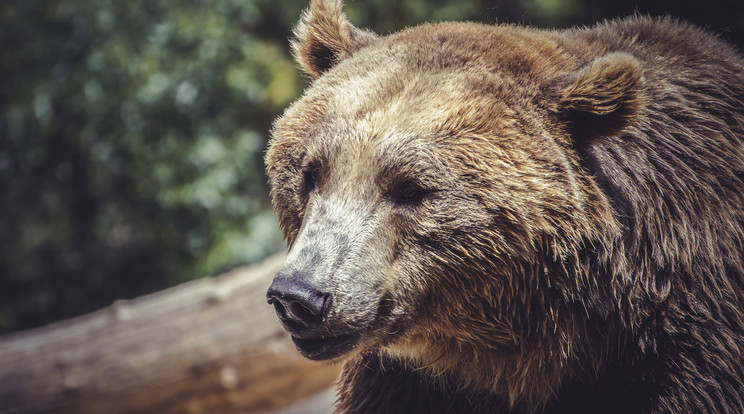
(266, 273, 332, 332)
(267, 272, 367, 360)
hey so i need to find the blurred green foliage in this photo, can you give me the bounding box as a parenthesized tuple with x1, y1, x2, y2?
(1, 0, 741, 334)
(0, 0, 306, 333)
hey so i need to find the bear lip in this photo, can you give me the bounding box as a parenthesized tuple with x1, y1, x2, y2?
(291, 332, 360, 360)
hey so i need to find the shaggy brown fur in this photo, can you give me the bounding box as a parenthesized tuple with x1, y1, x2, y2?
(265, 1, 744, 413)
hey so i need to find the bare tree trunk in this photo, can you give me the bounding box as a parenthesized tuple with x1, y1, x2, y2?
(0, 254, 341, 414)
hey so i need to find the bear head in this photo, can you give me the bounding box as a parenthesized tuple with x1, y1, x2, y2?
(266, 0, 645, 405)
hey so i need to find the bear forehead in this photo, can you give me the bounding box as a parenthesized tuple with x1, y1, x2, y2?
(317, 22, 571, 98)
(278, 22, 573, 146)
(334, 22, 570, 79)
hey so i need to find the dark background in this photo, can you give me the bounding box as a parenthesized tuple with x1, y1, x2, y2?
(1, 0, 742, 334)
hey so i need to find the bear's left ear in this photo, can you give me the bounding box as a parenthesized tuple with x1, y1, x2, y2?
(556, 52, 645, 140)
(292, 0, 379, 78)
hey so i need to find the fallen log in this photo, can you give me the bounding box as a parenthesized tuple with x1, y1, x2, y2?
(0, 254, 341, 414)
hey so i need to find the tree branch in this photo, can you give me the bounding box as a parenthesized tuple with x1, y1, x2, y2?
(0, 254, 341, 414)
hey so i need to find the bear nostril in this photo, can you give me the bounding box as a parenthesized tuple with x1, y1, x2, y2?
(290, 300, 316, 322)
(271, 299, 288, 319)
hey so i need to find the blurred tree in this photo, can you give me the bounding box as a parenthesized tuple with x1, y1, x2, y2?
(0, 0, 741, 334)
(0, 0, 305, 333)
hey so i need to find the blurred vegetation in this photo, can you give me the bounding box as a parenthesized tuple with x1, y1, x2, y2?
(1, 0, 741, 334)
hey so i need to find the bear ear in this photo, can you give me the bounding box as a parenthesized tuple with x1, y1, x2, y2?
(557, 52, 645, 140)
(292, 0, 379, 78)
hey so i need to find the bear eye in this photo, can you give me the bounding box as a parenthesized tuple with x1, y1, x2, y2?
(389, 181, 430, 206)
(302, 164, 320, 193)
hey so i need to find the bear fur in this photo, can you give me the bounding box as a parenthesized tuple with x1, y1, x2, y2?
(265, 0, 744, 412)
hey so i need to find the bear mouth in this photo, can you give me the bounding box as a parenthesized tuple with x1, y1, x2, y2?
(291, 333, 360, 360)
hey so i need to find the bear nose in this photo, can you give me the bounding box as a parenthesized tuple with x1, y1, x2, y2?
(266, 275, 331, 329)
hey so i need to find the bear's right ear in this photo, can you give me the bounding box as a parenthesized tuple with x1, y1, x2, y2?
(292, 0, 379, 78)
(556, 52, 645, 141)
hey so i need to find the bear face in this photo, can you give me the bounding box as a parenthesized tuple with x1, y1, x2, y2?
(267, 4, 637, 360)
(266, 0, 744, 412)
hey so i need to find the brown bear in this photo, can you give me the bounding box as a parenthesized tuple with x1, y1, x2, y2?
(265, 0, 744, 412)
